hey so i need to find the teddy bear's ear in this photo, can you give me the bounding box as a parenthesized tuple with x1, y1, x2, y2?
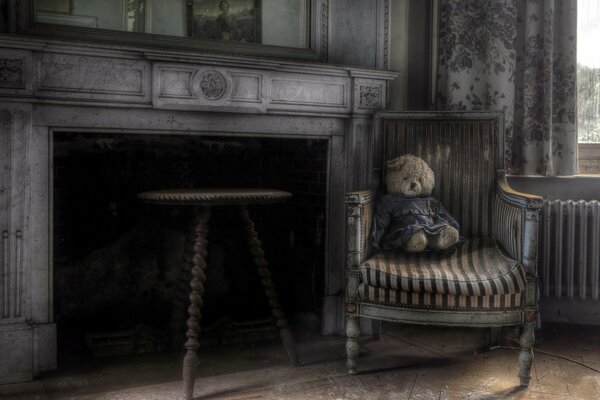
(386, 154, 410, 171)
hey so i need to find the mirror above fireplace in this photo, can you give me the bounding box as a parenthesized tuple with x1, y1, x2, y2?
(21, 0, 327, 61)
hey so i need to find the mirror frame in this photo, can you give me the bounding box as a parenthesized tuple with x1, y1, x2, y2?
(12, 0, 329, 61)
(429, 0, 439, 108)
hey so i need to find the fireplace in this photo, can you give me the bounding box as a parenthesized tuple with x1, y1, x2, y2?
(52, 133, 327, 358)
(0, 37, 396, 383)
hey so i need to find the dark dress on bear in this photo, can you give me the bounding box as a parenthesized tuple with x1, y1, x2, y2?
(371, 193, 460, 252)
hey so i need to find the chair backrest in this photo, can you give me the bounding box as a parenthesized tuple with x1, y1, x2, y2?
(376, 112, 504, 238)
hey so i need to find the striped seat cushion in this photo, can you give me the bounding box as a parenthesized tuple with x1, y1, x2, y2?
(358, 283, 524, 310)
(360, 239, 525, 297)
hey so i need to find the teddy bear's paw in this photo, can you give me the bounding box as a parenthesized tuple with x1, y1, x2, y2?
(404, 230, 428, 252)
(430, 226, 459, 250)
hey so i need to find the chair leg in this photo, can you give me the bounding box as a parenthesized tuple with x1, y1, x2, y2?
(346, 315, 360, 374)
(518, 320, 535, 387)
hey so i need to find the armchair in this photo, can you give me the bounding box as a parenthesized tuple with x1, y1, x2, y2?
(345, 112, 543, 387)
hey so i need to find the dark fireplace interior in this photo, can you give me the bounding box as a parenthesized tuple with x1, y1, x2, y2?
(53, 132, 327, 363)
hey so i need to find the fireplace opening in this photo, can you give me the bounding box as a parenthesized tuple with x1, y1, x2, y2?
(53, 132, 327, 364)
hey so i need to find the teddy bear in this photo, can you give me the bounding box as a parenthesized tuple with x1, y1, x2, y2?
(371, 154, 460, 253)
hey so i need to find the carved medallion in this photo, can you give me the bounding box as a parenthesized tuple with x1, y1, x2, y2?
(359, 85, 381, 108)
(0, 58, 23, 88)
(198, 71, 226, 100)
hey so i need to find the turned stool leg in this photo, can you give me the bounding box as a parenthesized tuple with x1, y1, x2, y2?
(183, 207, 210, 400)
(239, 205, 300, 366)
(171, 224, 196, 351)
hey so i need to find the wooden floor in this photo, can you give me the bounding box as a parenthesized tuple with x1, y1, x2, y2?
(2, 323, 600, 399)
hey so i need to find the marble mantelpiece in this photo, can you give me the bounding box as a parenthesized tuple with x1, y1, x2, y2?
(0, 35, 397, 383)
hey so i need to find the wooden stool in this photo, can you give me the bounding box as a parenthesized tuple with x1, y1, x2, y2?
(138, 188, 299, 400)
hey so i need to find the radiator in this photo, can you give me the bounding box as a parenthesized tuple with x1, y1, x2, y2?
(541, 200, 600, 300)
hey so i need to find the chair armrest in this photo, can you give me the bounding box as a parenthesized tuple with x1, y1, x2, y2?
(346, 189, 377, 207)
(496, 171, 543, 210)
(494, 171, 543, 275)
(346, 189, 377, 269)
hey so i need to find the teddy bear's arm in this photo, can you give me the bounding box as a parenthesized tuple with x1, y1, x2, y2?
(434, 201, 459, 230)
(371, 196, 393, 252)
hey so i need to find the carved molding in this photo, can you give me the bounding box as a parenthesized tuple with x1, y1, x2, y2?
(197, 71, 227, 100)
(15, 0, 25, 33)
(359, 85, 381, 109)
(353, 79, 387, 114)
(271, 78, 347, 108)
(0, 35, 396, 111)
(0, 41, 395, 113)
(9, 0, 31, 34)
(159, 68, 195, 99)
(0, 105, 30, 323)
(375, 0, 390, 70)
(321, 0, 329, 62)
(36, 53, 150, 102)
(156, 65, 253, 108)
(0, 49, 31, 95)
(230, 73, 262, 103)
(0, 59, 23, 88)
(0, 110, 10, 320)
(153, 63, 358, 113)
(383, 0, 389, 69)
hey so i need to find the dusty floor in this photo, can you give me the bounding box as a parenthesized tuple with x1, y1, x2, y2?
(2, 323, 600, 399)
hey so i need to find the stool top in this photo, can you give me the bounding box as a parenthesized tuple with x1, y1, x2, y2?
(138, 188, 292, 206)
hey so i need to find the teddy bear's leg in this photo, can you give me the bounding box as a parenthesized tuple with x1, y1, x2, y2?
(404, 230, 428, 252)
(429, 226, 459, 250)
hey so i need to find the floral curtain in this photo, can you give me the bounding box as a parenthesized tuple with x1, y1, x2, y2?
(437, 0, 578, 175)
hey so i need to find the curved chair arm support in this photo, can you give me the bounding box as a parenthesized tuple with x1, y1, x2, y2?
(494, 170, 542, 278)
(495, 171, 542, 314)
(346, 189, 377, 267)
(345, 188, 377, 306)
(346, 189, 377, 207)
(496, 171, 544, 210)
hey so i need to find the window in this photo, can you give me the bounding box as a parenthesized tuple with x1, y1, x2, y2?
(578, 0, 600, 173)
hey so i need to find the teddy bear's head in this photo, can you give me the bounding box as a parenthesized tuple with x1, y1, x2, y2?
(384, 154, 435, 197)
